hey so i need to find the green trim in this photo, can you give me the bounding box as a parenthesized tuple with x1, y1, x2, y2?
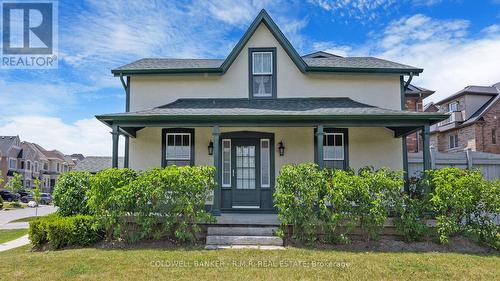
(111, 10, 422, 77)
(314, 127, 349, 170)
(97, 114, 447, 124)
(111, 125, 119, 168)
(212, 126, 221, 216)
(248, 47, 277, 99)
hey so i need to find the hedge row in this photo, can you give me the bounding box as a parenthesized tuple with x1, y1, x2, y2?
(29, 214, 101, 249)
(47, 165, 216, 245)
(274, 163, 499, 248)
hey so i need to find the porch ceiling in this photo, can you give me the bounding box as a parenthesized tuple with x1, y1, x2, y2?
(96, 98, 447, 138)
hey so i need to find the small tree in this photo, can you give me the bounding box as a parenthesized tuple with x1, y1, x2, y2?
(5, 172, 22, 194)
(33, 179, 42, 216)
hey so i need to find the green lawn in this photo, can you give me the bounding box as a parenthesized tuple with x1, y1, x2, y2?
(0, 229, 28, 244)
(8, 216, 39, 223)
(0, 245, 498, 280)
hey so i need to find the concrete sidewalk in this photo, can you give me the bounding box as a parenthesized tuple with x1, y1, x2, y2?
(0, 235, 30, 252)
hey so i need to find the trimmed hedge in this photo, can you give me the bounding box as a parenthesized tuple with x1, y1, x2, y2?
(274, 164, 403, 243)
(274, 164, 499, 247)
(29, 214, 101, 249)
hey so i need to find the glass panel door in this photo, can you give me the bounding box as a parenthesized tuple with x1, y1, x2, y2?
(235, 145, 256, 189)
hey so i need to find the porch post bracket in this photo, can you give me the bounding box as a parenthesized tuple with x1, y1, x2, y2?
(212, 126, 221, 216)
(111, 125, 120, 168)
(316, 125, 324, 169)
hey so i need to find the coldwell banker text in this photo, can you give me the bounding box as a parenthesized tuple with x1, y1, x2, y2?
(1, 0, 58, 69)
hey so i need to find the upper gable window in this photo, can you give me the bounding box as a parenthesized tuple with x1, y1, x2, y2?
(249, 48, 276, 98)
(448, 101, 459, 112)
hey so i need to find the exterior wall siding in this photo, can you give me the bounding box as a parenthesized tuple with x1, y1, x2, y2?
(129, 23, 402, 112)
(129, 127, 403, 173)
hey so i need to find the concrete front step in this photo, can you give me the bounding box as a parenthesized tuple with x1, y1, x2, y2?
(207, 226, 278, 236)
(205, 245, 285, 250)
(206, 235, 283, 246)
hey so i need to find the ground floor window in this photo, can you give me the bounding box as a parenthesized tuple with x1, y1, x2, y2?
(162, 128, 195, 166)
(317, 128, 349, 170)
(449, 133, 459, 149)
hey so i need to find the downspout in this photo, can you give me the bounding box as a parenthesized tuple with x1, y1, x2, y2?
(404, 72, 414, 90)
(119, 74, 130, 168)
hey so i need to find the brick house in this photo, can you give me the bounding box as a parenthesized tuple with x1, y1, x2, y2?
(430, 82, 500, 154)
(404, 84, 435, 152)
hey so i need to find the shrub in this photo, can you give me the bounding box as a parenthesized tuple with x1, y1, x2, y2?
(324, 168, 403, 241)
(130, 166, 216, 243)
(0, 196, 3, 209)
(53, 172, 93, 216)
(87, 168, 137, 240)
(29, 214, 101, 249)
(393, 194, 431, 242)
(274, 163, 325, 243)
(428, 168, 499, 247)
(274, 164, 403, 243)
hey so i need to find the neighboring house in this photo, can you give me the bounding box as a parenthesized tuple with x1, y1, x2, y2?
(73, 156, 124, 173)
(97, 10, 446, 214)
(0, 136, 22, 188)
(430, 82, 500, 154)
(404, 84, 435, 152)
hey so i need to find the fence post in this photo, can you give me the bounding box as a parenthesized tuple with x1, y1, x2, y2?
(465, 148, 473, 169)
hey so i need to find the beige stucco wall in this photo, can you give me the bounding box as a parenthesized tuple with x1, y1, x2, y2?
(129, 23, 401, 112)
(129, 127, 402, 172)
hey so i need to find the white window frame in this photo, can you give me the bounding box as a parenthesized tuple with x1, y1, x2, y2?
(165, 133, 191, 161)
(252, 52, 273, 75)
(27, 160, 31, 171)
(323, 133, 345, 161)
(449, 134, 459, 149)
(8, 158, 16, 169)
(34, 161, 38, 173)
(56, 162, 60, 172)
(221, 139, 231, 187)
(448, 101, 459, 112)
(260, 139, 271, 188)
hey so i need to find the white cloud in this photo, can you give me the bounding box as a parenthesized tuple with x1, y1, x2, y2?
(313, 14, 500, 104)
(0, 116, 123, 156)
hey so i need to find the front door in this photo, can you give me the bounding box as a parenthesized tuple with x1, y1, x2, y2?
(231, 139, 260, 208)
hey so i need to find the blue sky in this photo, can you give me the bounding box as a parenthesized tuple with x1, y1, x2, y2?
(1, 0, 499, 155)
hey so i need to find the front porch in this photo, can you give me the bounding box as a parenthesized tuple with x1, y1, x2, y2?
(96, 97, 448, 215)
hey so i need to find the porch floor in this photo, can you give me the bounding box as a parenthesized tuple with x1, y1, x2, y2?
(214, 213, 279, 226)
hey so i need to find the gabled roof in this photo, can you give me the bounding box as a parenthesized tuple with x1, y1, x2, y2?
(0, 136, 20, 157)
(97, 97, 447, 125)
(436, 83, 499, 105)
(405, 83, 435, 98)
(31, 143, 65, 161)
(462, 94, 500, 126)
(73, 156, 123, 173)
(112, 10, 423, 76)
(302, 51, 342, 58)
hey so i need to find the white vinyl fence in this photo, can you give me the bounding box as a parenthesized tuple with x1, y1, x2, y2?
(408, 148, 500, 181)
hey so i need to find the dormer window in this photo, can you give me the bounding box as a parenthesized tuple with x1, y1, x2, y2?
(249, 48, 276, 98)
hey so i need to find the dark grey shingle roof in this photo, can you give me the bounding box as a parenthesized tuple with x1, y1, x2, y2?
(436, 83, 499, 105)
(462, 94, 499, 126)
(114, 58, 223, 71)
(405, 83, 435, 97)
(98, 98, 446, 119)
(303, 57, 417, 70)
(73, 156, 124, 173)
(114, 56, 419, 72)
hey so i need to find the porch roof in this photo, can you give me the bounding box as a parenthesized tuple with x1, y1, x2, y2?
(96, 98, 448, 139)
(96, 97, 447, 126)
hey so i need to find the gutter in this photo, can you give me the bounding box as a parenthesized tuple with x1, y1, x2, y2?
(403, 72, 414, 90)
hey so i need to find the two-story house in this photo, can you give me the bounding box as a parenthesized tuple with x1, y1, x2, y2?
(0, 136, 22, 188)
(430, 82, 499, 153)
(404, 84, 435, 152)
(97, 10, 446, 214)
